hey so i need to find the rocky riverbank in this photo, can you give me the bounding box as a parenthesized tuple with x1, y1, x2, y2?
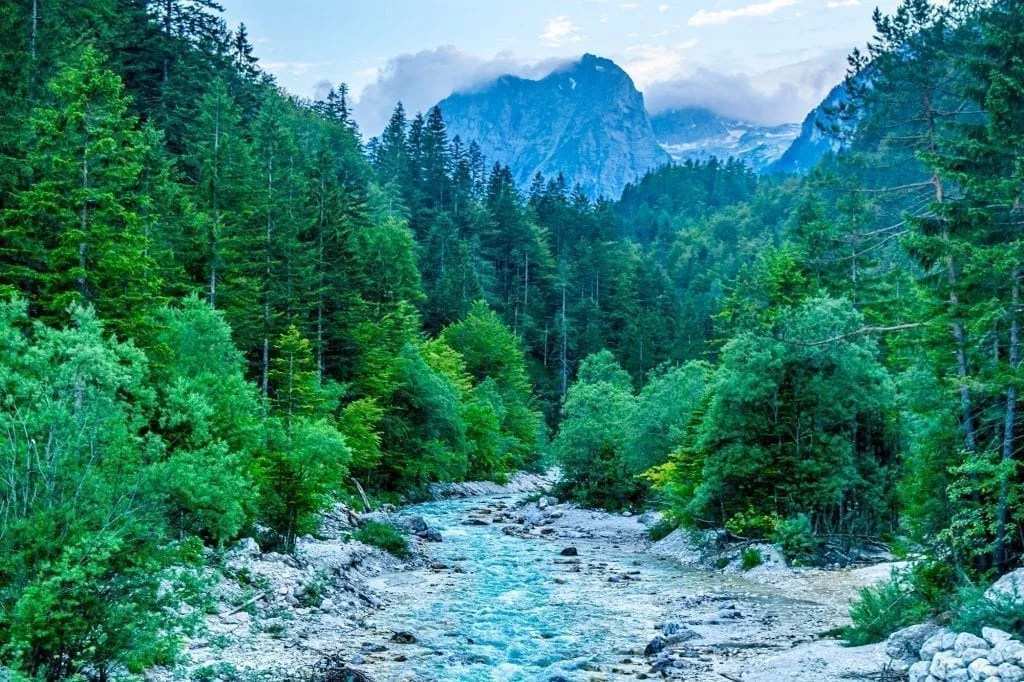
(155, 485, 905, 681)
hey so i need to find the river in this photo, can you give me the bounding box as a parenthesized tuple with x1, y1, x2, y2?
(351, 494, 856, 681)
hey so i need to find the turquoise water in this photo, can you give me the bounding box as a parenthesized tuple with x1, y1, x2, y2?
(362, 496, 756, 681)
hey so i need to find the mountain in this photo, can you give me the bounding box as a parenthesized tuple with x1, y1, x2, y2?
(650, 107, 800, 173)
(436, 54, 670, 199)
(767, 82, 849, 175)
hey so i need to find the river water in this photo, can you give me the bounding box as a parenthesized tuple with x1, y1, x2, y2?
(359, 495, 803, 682)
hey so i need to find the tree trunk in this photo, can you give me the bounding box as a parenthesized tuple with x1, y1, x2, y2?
(261, 156, 273, 399)
(996, 272, 1020, 569)
(560, 279, 568, 399)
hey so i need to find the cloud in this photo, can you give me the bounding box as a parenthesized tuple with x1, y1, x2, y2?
(351, 46, 568, 135)
(261, 61, 326, 77)
(659, 4, 670, 11)
(826, 0, 860, 6)
(540, 15, 584, 46)
(688, 0, 798, 26)
(622, 41, 698, 89)
(643, 49, 849, 124)
(312, 79, 333, 101)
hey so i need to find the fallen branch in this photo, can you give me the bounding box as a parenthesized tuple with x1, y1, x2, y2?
(226, 589, 273, 616)
(783, 323, 923, 347)
(352, 477, 371, 513)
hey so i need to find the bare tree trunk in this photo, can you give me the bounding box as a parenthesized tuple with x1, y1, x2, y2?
(316, 174, 325, 379)
(925, 88, 978, 454)
(261, 157, 273, 399)
(560, 278, 568, 399)
(208, 94, 221, 306)
(31, 0, 38, 60)
(79, 139, 89, 300)
(996, 271, 1020, 569)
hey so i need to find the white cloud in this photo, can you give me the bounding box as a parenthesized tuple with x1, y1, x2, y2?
(826, 0, 860, 6)
(621, 3, 639, 9)
(351, 46, 568, 134)
(600, 12, 609, 22)
(688, 0, 798, 26)
(540, 15, 584, 46)
(261, 61, 326, 77)
(643, 49, 848, 124)
(622, 41, 699, 89)
(659, 4, 670, 11)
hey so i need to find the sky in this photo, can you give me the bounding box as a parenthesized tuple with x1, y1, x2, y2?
(219, 0, 895, 135)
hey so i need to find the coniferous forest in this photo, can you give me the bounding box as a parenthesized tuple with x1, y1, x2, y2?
(1, 0, 1024, 679)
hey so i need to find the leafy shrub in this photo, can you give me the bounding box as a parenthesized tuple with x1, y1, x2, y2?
(297, 573, 328, 609)
(649, 518, 678, 542)
(951, 585, 1024, 638)
(773, 514, 820, 565)
(741, 547, 763, 571)
(839, 561, 950, 647)
(353, 521, 410, 558)
(725, 508, 780, 539)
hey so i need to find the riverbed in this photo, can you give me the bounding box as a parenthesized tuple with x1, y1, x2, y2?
(341, 494, 889, 681)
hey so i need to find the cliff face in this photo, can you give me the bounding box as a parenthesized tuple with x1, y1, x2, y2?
(437, 54, 670, 199)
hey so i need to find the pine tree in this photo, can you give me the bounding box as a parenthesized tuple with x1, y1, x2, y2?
(1, 47, 161, 337)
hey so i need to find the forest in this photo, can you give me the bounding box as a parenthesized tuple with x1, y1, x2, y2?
(0, 0, 1022, 679)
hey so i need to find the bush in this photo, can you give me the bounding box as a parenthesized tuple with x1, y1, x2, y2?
(725, 508, 780, 539)
(353, 521, 410, 558)
(773, 514, 820, 566)
(951, 585, 1024, 638)
(741, 547, 763, 571)
(843, 560, 960, 645)
(649, 518, 678, 542)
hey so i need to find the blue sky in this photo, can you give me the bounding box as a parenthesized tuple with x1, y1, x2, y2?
(220, 0, 894, 134)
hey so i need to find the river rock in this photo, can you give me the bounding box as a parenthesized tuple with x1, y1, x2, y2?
(999, 663, 1024, 681)
(921, 629, 957, 659)
(967, 657, 1000, 679)
(391, 631, 416, 644)
(954, 632, 989, 655)
(986, 568, 1024, 603)
(559, 546, 578, 556)
(396, 515, 428, 533)
(908, 660, 931, 682)
(644, 635, 666, 655)
(418, 528, 443, 542)
(929, 651, 965, 678)
(982, 627, 1014, 646)
(887, 623, 943, 667)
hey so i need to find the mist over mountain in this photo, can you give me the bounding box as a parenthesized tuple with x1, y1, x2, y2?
(436, 54, 670, 199)
(649, 107, 801, 173)
(767, 82, 850, 174)
(426, 54, 847, 198)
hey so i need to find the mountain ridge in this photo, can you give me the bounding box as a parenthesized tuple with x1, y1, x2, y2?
(436, 54, 670, 198)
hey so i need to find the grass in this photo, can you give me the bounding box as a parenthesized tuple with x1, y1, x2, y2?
(353, 521, 410, 558)
(741, 546, 763, 571)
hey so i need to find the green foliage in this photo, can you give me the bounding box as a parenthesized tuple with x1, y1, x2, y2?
(648, 518, 678, 542)
(741, 547, 764, 571)
(354, 521, 410, 558)
(685, 297, 899, 536)
(772, 515, 821, 566)
(845, 573, 934, 646)
(554, 351, 640, 508)
(0, 302, 202, 680)
(951, 586, 1024, 639)
(725, 509, 781, 540)
(844, 561, 957, 645)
